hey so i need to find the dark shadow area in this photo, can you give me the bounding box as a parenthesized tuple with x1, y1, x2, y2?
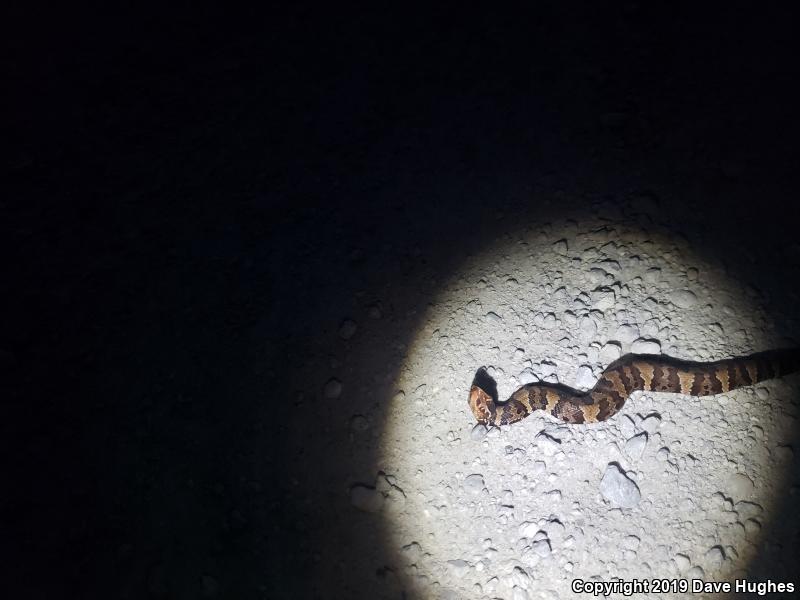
(472, 368, 499, 401)
(5, 4, 800, 599)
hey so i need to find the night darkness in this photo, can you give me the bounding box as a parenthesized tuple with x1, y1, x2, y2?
(6, 4, 800, 599)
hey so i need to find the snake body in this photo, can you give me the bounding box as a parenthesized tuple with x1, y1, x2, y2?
(469, 349, 800, 425)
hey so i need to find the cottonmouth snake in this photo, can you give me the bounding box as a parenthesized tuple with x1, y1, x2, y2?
(469, 349, 800, 425)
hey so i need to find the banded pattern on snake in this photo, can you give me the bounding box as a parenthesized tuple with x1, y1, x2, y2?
(469, 349, 800, 425)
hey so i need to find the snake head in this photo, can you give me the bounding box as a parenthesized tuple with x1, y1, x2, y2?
(468, 385, 494, 424)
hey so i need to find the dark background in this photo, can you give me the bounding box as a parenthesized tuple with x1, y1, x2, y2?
(5, 4, 800, 598)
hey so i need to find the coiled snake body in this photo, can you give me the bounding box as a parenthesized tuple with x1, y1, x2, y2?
(469, 349, 800, 425)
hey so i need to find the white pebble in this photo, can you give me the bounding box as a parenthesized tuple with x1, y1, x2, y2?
(622, 535, 640, 550)
(512, 586, 530, 600)
(615, 324, 640, 344)
(580, 316, 597, 337)
(470, 424, 487, 440)
(631, 338, 661, 354)
(619, 415, 637, 438)
(519, 521, 539, 538)
(511, 566, 530, 588)
(670, 289, 698, 308)
(674, 554, 690, 571)
(463, 474, 485, 494)
(599, 463, 641, 508)
(727, 473, 755, 499)
(532, 539, 551, 556)
(600, 342, 622, 363)
(686, 565, 705, 579)
(640, 414, 662, 433)
(625, 433, 648, 459)
(518, 367, 538, 385)
(446, 559, 470, 578)
(644, 267, 661, 283)
(536, 432, 562, 456)
(705, 546, 725, 568)
(734, 500, 762, 520)
(553, 239, 569, 255)
(592, 289, 616, 311)
(575, 365, 596, 389)
(744, 519, 761, 537)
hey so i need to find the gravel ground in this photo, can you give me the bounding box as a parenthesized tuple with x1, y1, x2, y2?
(7, 5, 800, 599)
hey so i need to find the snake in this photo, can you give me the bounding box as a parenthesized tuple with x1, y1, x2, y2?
(468, 348, 800, 425)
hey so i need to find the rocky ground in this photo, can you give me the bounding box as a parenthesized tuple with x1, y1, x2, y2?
(7, 5, 800, 600)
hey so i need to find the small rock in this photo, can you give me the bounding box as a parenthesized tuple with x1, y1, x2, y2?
(592, 289, 616, 311)
(536, 432, 562, 456)
(670, 289, 698, 308)
(350, 485, 384, 512)
(519, 521, 539, 538)
(486, 311, 503, 323)
(674, 554, 690, 571)
(446, 559, 470, 578)
(656, 447, 670, 461)
(511, 566, 530, 588)
(545, 519, 566, 540)
(599, 463, 641, 508)
(386, 486, 406, 510)
(734, 500, 762, 520)
(544, 489, 562, 502)
(338, 319, 358, 339)
(755, 388, 770, 401)
(686, 565, 705, 579)
(588, 268, 609, 285)
(640, 414, 662, 433)
(324, 378, 342, 399)
(744, 519, 761, 537)
(463, 474, 485, 494)
(625, 433, 648, 459)
(580, 316, 597, 337)
(619, 415, 637, 438)
(631, 338, 661, 354)
(511, 585, 530, 600)
(705, 546, 725, 568)
(532, 539, 551, 556)
(575, 365, 596, 389)
(518, 367, 538, 385)
(727, 473, 755, 499)
(402, 541, 423, 560)
(600, 342, 622, 363)
(553, 239, 569, 255)
(644, 268, 661, 284)
(471, 424, 488, 440)
(512, 586, 530, 600)
(615, 324, 641, 344)
(623, 535, 640, 550)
